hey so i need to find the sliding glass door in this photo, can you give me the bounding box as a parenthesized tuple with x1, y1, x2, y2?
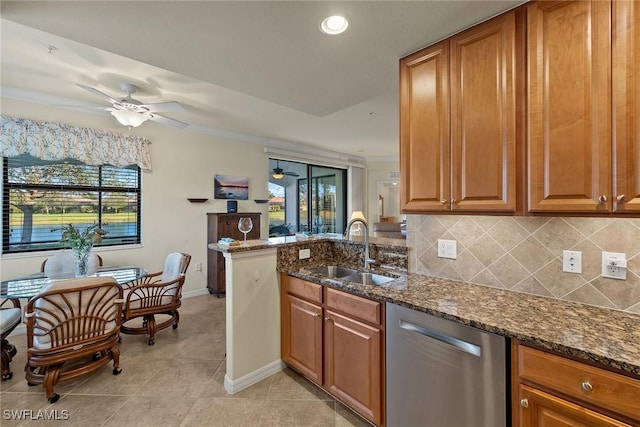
(268, 159, 346, 236)
(302, 166, 346, 234)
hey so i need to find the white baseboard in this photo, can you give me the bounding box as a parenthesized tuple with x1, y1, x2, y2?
(224, 359, 285, 394)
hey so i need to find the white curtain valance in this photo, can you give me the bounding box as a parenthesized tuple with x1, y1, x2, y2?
(0, 115, 152, 170)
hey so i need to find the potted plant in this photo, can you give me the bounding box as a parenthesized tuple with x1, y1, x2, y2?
(59, 223, 108, 277)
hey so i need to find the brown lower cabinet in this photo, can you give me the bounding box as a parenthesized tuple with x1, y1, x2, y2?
(280, 274, 384, 426)
(512, 341, 640, 426)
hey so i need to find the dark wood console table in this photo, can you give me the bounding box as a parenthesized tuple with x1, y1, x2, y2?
(206, 212, 261, 296)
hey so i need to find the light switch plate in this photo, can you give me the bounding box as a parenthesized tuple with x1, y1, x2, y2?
(299, 248, 311, 260)
(437, 239, 457, 259)
(562, 250, 582, 274)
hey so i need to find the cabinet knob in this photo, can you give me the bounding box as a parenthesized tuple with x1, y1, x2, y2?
(313, 313, 320, 318)
(598, 195, 608, 203)
(520, 398, 529, 408)
(450, 198, 456, 204)
(617, 195, 627, 203)
(581, 381, 593, 393)
(324, 316, 331, 322)
(440, 199, 448, 205)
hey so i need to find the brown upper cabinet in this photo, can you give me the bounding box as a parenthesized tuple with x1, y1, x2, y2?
(401, 0, 640, 216)
(400, 11, 518, 213)
(527, 1, 612, 213)
(529, 0, 640, 214)
(613, 0, 640, 212)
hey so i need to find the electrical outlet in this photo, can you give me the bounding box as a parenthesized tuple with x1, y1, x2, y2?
(437, 239, 457, 259)
(562, 250, 582, 274)
(601, 252, 627, 280)
(299, 248, 311, 260)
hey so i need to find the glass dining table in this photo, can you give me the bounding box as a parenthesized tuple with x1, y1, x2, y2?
(1, 266, 147, 301)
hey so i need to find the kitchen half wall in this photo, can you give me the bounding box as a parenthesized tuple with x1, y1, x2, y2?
(407, 215, 640, 314)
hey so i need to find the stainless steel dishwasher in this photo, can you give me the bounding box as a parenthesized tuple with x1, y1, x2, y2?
(386, 303, 507, 426)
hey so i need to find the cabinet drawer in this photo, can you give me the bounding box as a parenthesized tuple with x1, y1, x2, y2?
(517, 345, 640, 421)
(325, 287, 381, 325)
(285, 276, 323, 304)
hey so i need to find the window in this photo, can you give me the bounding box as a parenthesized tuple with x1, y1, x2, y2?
(268, 158, 346, 236)
(2, 155, 141, 254)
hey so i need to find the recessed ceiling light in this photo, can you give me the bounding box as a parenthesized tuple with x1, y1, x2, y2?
(320, 15, 349, 35)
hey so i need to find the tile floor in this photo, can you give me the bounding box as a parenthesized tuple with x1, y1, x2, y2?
(1, 295, 372, 426)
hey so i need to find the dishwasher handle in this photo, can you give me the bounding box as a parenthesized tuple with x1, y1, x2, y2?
(399, 319, 482, 357)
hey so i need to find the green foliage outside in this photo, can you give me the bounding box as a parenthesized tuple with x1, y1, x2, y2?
(8, 212, 136, 227)
(269, 211, 285, 225)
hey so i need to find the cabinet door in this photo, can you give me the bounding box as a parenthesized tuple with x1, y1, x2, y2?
(281, 294, 323, 384)
(219, 217, 237, 240)
(400, 41, 450, 212)
(613, 0, 640, 213)
(518, 385, 629, 427)
(450, 11, 517, 211)
(527, 1, 612, 212)
(324, 310, 382, 426)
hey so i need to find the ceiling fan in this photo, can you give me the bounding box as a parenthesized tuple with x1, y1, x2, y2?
(77, 83, 188, 129)
(272, 160, 299, 179)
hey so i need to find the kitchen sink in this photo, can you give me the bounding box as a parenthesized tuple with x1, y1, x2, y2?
(309, 265, 360, 278)
(309, 265, 395, 285)
(343, 272, 395, 286)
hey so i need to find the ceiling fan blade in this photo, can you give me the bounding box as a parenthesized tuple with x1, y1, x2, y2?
(148, 113, 189, 129)
(142, 101, 185, 113)
(77, 84, 119, 104)
(283, 171, 299, 177)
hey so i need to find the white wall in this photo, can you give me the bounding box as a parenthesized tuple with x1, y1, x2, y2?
(1, 98, 270, 295)
(365, 160, 401, 230)
(1, 98, 376, 292)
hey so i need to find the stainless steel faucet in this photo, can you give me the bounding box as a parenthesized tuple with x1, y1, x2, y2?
(344, 218, 375, 269)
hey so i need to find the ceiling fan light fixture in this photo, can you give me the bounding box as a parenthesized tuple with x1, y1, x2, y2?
(272, 169, 284, 180)
(110, 110, 149, 128)
(320, 15, 348, 35)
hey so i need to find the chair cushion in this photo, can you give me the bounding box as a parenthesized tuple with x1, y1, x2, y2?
(161, 252, 185, 283)
(0, 308, 22, 335)
(44, 251, 101, 279)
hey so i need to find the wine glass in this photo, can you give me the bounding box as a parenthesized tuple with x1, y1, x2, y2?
(238, 217, 253, 245)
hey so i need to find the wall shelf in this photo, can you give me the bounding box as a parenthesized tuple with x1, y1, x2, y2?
(187, 198, 209, 203)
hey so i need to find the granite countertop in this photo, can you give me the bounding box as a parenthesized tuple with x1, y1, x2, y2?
(289, 267, 640, 377)
(208, 234, 406, 253)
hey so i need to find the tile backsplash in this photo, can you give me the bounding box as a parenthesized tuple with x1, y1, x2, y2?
(407, 215, 640, 314)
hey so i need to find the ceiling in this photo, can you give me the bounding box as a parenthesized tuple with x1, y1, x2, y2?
(0, 0, 524, 161)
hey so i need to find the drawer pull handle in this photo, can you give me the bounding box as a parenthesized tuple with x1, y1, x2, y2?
(581, 381, 593, 392)
(520, 398, 529, 408)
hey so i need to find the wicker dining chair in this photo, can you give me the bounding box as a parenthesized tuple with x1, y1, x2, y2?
(120, 252, 191, 345)
(1, 299, 22, 380)
(25, 277, 123, 403)
(41, 251, 103, 278)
